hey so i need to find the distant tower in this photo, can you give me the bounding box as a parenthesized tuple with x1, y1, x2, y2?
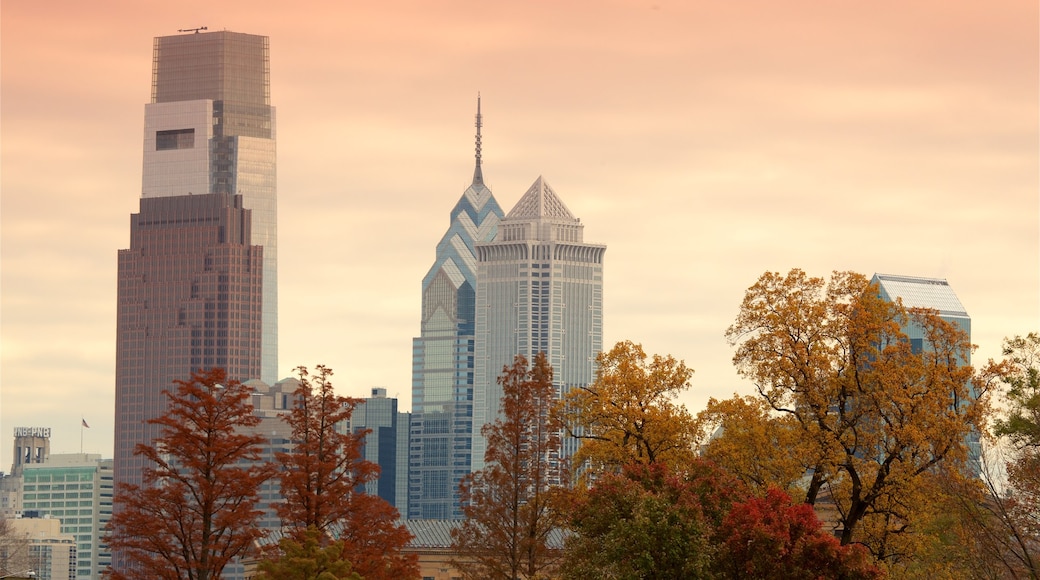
(115, 29, 276, 495)
(142, 30, 278, 384)
(410, 98, 504, 519)
(472, 177, 606, 471)
(871, 273, 980, 474)
(11, 426, 51, 475)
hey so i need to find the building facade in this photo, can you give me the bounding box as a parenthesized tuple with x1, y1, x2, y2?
(143, 30, 278, 385)
(409, 99, 504, 519)
(20, 454, 113, 579)
(115, 192, 263, 491)
(348, 388, 402, 509)
(871, 273, 980, 473)
(472, 177, 605, 470)
(115, 29, 277, 498)
(2, 516, 77, 580)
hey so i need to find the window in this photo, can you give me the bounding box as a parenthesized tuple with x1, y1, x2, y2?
(156, 128, 195, 150)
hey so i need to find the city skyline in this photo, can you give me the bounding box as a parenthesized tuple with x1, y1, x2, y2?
(2, 1, 1037, 471)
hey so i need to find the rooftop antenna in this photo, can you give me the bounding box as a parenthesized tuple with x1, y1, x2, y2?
(178, 26, 208, 34)
(472, 93, 484, 186)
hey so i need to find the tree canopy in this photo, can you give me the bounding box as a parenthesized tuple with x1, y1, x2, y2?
(106, 368, 273, 580)
(560, 340, 697, 475)
(273, 365, 417, 580)
(725, 269, 983, 561)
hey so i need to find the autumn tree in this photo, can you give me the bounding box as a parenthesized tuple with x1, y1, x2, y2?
(560, 460, 741, 579)
(947, 333, 1040, 578)
(452, 353, 564, 580)
(714, 487, 883, 579)
(726, 269, 984, 563)
(256, 526, 361, 580)
(695, 394, 808, 495)
(274, 365, 417, 580)
(106, 368, 273, 580)
(560, 340, 697, 475)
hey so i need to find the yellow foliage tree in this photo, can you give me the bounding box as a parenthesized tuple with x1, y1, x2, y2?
(726, 269, 985, 567)
(695, 394, 807, 495)
(559, 340, 697, 477)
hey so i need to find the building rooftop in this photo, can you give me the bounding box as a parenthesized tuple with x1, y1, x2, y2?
(872, 273, 969, 318)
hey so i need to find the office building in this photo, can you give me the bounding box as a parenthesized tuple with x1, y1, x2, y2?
(2, 515, 77, 580)
(871, 273, 980, 473)
(143, 30, 278, 384)
(472, 177, 605, 470)
(115, 29, 276, 494)
(409, 99, 504, 519)
(115, 192, 263, 491)
(21, 454, 113, 579)
(348, 388, 403, 510)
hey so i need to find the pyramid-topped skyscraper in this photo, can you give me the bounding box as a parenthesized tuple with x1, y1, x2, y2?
(472, 176, 606, 471)
(410, 98, 504, 519)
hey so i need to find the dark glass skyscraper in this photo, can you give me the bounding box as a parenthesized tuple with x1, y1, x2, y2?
(410, 99, 504, 519)
(115, 30, 276, 492)
(114, 193, 263, 488)
(142, 31, 277, 385)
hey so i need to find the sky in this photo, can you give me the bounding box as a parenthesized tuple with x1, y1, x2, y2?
(1, 0, 1037, 470)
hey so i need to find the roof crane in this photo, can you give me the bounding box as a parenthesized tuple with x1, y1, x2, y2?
(178, 26, 208, 34)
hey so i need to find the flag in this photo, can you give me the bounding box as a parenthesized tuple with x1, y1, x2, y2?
(82, 419, 90, 428)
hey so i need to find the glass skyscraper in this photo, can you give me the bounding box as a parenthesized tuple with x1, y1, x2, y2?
(409, 99, 504, 519)
(471, 177, 605, 471)
(141, 30, 277, 385)
(871, 273, 980, 474)
(114, 30, 276, 494)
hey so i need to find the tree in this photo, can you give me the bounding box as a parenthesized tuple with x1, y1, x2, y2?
(956, 333, 1040, 578)
(726, 269, 983, 562)
(695, 394, 808, 495)
(256, 527, 361, 580)
(105, 368, 272, 580)
(714, 487, 883, 579)
(0, 518, 34, 578)
(993, 333, 1040, 450)
(559, 340, 697, 475)
(274, 365, 417, 580)
(559, 460, 740, 580)
(452, 353, 564, 580)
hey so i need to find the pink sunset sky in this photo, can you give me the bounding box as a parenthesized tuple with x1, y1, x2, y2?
(2, 0, 1037, 469)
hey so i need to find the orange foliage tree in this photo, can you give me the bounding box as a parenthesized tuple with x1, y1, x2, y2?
(695, 394, 807, 495)
(105, 368, 273, 580)
(726, 269, 984, 562)
(273, 365, 417, 580)
(559, 340, 697, 475)
(452, 353, 565, 580)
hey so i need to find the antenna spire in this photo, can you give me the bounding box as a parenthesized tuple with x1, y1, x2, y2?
(473, 93, 484, 186)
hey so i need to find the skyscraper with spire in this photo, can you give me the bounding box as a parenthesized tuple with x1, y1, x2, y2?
(471, 177, 605, 471)
(410, 98, 504, 519)
(115, 30, 276, 492)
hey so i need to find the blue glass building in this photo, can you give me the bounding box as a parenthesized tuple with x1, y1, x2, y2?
(409, 99, 504, 519)
(871, 273, 980, 475)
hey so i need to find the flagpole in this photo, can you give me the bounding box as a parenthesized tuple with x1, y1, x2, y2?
(80, 419, 84, 454)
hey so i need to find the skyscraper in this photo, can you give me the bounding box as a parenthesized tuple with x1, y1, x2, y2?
(410, 99, 504, 519)
(871, 273, 980, 473)
(142, 30, 277, 384)
(114, 30, 276, 491)
(114, 193, 263, 489)
(471, 178, 605, 471)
